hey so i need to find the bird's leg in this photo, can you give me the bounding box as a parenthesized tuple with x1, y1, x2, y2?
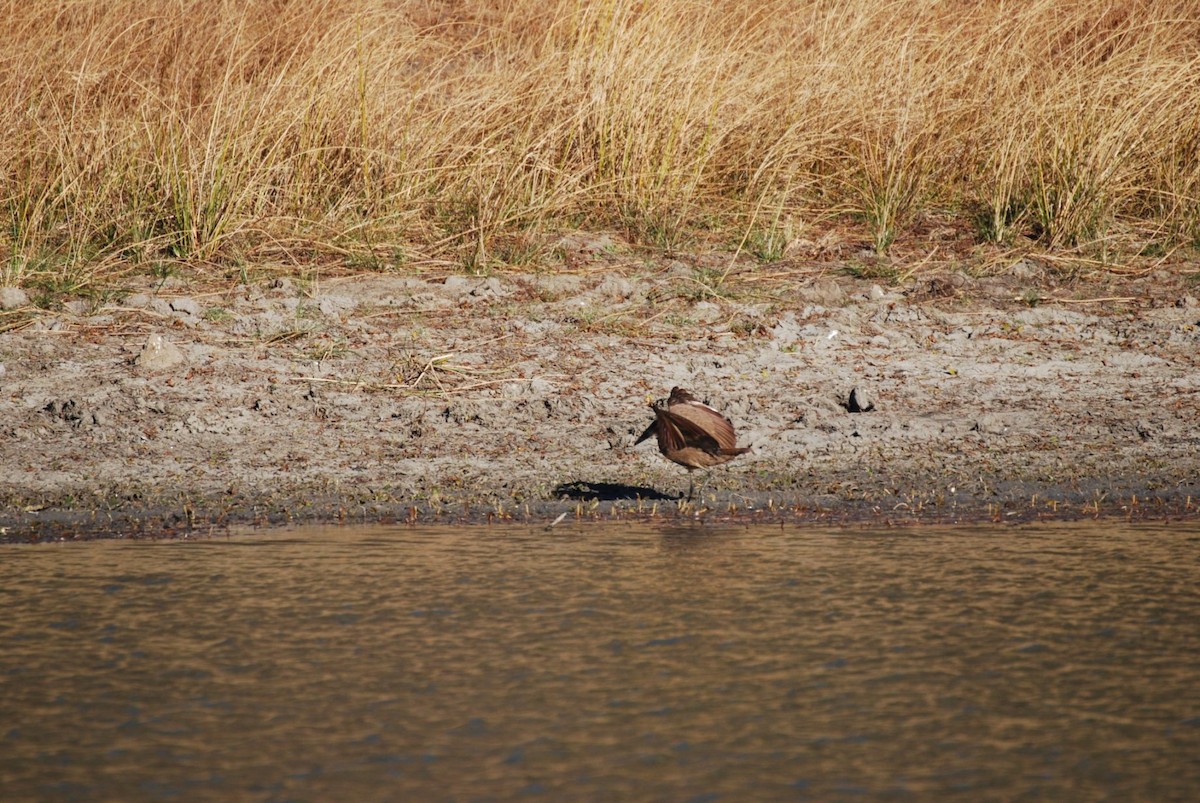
(686, 475, 695, 502)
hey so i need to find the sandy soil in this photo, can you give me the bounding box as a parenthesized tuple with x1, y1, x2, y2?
(3, 240, 1199, 540)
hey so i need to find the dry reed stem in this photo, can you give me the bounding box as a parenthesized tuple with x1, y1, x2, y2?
(2, 0, 1199, 290)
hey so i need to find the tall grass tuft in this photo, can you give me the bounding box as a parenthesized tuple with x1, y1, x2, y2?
(2, 0, 1199, 287)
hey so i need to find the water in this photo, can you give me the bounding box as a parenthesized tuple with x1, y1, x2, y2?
(2, 522, 1199, 801)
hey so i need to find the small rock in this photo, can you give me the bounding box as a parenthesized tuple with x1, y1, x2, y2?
(557, 231, 618, 258)
(918, 274, 966, 299)
(847, 387, 875, 413)
(124, 293, 154, 308)
(0, 286, 29, 309)
(471, 277, 505, 299)
(64, 299, 91, 316)
(441, 276, 506, 302)
(501, 377, 555, 399)
(442, 275, 476, 297)
(270, 277, 293, 292)
(1009, 259, 1043, 281)
(868, 284, 886, 301)
(946, 326, 974, 341)
(801, 278, 845, 306)
(170, 297, 201, 317)
(134, 334, 186, 370)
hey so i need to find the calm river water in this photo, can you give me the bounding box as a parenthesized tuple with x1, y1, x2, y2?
(2, 522, 1199, 801)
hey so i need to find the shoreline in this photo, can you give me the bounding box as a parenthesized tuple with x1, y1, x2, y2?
(4, 485, 1198, 543)
(3, 249, 1199, 542)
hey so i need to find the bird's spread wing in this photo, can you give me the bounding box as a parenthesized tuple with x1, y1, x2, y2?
(668, 401, 739, 450)
(660, 409, 722, 453)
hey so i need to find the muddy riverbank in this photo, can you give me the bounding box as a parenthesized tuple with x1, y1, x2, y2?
(3, 242, 1199, 540)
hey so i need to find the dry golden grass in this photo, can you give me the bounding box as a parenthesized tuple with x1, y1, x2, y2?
(3, 0, 1199, 292)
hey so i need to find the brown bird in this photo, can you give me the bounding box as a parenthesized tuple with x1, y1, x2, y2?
(635, 387, 750, 500)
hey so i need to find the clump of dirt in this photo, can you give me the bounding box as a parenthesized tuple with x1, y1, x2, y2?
(2, 248, 1199, 540)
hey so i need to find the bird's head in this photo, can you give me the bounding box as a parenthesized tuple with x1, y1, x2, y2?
(646, 392, 668, 411)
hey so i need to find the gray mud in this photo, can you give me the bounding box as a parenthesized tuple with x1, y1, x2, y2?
(2, 249, 1199, 540)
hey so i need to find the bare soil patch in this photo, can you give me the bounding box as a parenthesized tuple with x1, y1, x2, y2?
(3, 246, 1199, 540)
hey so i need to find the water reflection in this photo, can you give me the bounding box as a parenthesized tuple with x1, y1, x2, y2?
(1, 523, 1198, 800)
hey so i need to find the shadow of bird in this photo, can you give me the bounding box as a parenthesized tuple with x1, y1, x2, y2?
(634, 387, 750, 500)
(553, 480, 675, 502)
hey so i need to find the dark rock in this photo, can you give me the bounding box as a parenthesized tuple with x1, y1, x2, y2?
(847, 387, 875, 413)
